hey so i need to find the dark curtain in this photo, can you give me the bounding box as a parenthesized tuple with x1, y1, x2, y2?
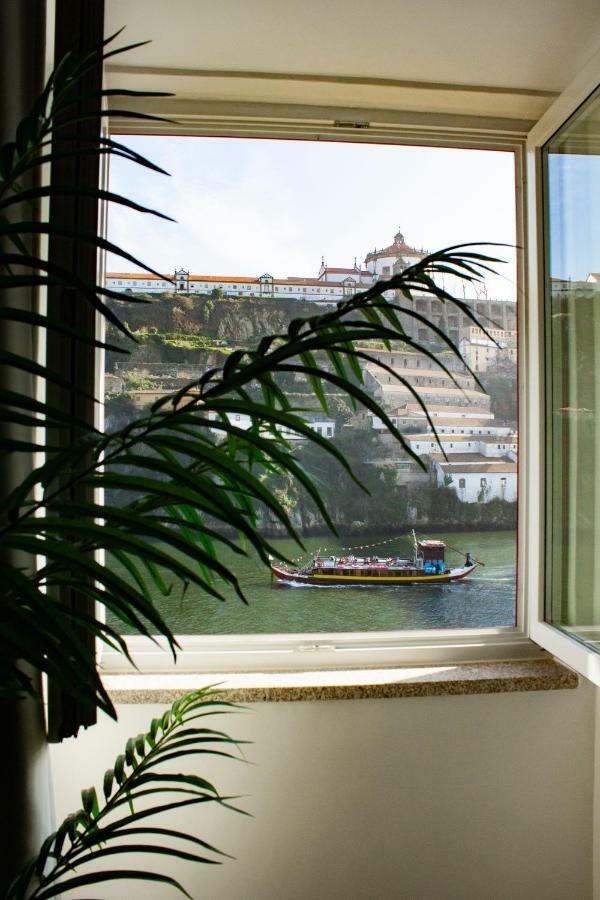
(46, 0, 106, 742)
(0, 0, 55, 886)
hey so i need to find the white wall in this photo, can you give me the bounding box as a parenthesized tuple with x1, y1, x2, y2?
(50, 682, 595, 900)
(436, 465, 518, 503)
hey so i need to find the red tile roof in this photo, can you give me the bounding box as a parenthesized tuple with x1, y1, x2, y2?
(107, 273, 369, 289)
(365, 241, 423, 260)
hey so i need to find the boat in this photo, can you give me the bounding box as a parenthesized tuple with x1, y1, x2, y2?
(270, 532, 480, 586)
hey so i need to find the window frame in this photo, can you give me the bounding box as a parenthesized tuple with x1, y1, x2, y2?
(100, 113, 532, 677)
(525, 46, 600, 685)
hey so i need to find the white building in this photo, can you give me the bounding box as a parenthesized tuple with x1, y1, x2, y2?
(106, 261, 376, 305)
(433, 457, 518, 503)
(364, 227, 426, 278)
(371, 414, 512, 436)
(406, 433, 517, 457)
(208, 411, 335, 441)
(459, 325, 517, 373)
(106, 229, 424, 301)
(279, 413, 336, 441)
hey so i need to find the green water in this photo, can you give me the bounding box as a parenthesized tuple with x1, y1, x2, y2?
(108, 530, 516, 634)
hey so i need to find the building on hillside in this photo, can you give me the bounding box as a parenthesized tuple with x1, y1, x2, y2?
(406, 434, 517, 457)
(279, 413, 336, 440)
(370, 411, 511, 436)
(364, 228, 426, 278)
(400, 404, 496, 421)
(207, 410, 335, 441)
(363, 350, 491, 413)
(459, 325, 517, 372)
(364, 403, 498, 435)
(367, 379, 491, 412)
(364, 382, 517, 501)
(105, 228, 516, 333)
(396, 295, 516, 344)
(106, 260, 375, 304)
(174, 268, 190, 292)
(431, 455, 518, 503)
(365, 455, 430, 488)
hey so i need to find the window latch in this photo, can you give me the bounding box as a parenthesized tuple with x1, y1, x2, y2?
(297, 643, 337, 652)
(333, 120, 370, 129)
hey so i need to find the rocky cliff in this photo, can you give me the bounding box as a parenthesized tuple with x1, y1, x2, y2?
(114, 293, 325, 342)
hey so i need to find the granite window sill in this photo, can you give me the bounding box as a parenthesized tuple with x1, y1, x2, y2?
(103, 658, 577, 704)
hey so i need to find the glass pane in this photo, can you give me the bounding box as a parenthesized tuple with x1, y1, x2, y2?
(104, 136, 518, 635)
(544, 84, 600, 650)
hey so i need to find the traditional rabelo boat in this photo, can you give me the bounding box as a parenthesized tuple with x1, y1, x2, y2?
(270, 532, 480, 586)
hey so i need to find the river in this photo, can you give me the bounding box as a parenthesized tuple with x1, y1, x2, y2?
(109, 529, 517, 635)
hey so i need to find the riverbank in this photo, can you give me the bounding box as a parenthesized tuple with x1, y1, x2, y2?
(259, 520, 517, 539)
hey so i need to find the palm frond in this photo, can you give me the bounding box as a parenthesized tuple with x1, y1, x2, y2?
(4, 690, 246, 900)
(0, 26, 507, 712)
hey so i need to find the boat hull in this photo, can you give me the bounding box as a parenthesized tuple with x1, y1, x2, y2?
(271, 564, 478, 586)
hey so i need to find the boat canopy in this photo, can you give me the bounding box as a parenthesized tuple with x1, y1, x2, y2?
(416, 540, 446, 563)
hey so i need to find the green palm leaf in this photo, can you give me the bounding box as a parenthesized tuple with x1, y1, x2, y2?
(0, 27, 506, 717)
(4, 690, 245, 900)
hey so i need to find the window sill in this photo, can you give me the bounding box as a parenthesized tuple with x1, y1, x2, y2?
(103, 658, 577, 704)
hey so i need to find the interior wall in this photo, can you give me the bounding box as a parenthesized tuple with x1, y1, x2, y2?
(594, 687, 600, 900)
(51, 683, 595, 900)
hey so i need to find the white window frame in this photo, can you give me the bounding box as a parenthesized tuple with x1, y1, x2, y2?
(525, 46, 600, 685)
(101, 110, 534, 677)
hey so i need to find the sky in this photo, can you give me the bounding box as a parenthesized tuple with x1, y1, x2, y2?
(106, 135, 517, 301)
(547, 153, 600, 281)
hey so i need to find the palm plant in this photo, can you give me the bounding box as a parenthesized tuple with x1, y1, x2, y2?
(0, 28, 506, 899)
(0, 32, 502, 721)
(4, 688, 246, 899)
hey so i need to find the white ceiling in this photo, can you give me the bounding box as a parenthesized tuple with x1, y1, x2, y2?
(106, 0, 600, 93)
(105, 0, 600, 130)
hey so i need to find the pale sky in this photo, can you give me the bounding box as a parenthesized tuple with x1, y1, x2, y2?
(548, 153, 600, 281)
(106, 135, 517, 301)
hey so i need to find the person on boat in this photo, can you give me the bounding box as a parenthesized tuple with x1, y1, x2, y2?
(465, 552, 473, 567)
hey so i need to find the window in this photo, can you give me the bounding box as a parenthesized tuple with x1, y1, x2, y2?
(101, 128, 523, 674)
(542, 85, 600, 657)
(526, 51, 600, 684)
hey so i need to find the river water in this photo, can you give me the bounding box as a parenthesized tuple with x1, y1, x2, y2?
(110, 530, 516, 635)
